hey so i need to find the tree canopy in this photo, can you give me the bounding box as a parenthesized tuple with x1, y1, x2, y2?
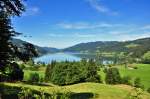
(0, 0, 25, 16)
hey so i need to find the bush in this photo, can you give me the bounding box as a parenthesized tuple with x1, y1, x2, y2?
(105, 67, 121, 84)
(147, 88, 150, 93)
(0, 73, 10, 82)
(134, 77, 144, 89)
(39, 77, 44, 83)
(142, 51, 150, 64)
(28, 72, 39, 83)
(20, 64, 26, 69)
(10, 63, 24, 81)
(133, 66, 138, 69)
(121, 76, 132, 85)
(128, 88, 144, 99)
(0, 63, 24, 82)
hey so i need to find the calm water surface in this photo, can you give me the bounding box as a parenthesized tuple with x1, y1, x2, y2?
(34, 53, 81, 64)
(34, 53, 113, 64)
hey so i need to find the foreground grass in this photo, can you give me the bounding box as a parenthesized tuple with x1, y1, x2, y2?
(1, 82, 150, 99)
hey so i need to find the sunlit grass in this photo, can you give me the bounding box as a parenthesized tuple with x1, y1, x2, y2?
(119, 64, 150, 89)
(2, 82, 150, 99)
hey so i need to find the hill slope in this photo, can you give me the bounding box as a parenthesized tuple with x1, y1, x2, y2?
(63, 37, 150, 56)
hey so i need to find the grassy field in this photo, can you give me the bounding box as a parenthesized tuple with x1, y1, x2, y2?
(1, 82, 150, 99)
(98, 64, 150, 89)
(119, 64, 150, 89)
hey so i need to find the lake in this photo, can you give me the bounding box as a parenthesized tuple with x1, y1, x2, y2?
(34, 53, 114, 64)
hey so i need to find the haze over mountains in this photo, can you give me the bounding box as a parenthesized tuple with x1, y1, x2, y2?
(12, 37, 150, 56)
(11, 38, 60, 55)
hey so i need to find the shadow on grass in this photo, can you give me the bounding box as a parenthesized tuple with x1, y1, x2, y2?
(70, 92, 94, 99)
(22, 80, 54, 87)
(0, 83, 94, 99)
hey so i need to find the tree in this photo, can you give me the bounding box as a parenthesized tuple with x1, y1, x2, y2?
(105, 67, 121, 84)
(118, 52, 133, 68)
(85, 59, 101, 83)
(47, 60, 101, 85)
(0, 0, 25, 71)
(0, 1, 39, 82)
(0, 0, 25, 16)
(16, 43, 38, 62)
(96, 50, 103, 66)
(45, 60, 56, 82)
(0, 12, 14, 71)
(113, 52, 119, 65)
(142, 51, 150, 64)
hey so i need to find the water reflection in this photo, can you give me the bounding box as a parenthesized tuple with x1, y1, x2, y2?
(34, 53, 114, 64)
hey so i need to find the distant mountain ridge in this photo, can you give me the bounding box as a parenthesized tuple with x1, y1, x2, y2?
(11, 37, 150, 57)
(63, 37, 150, 56)
(11, 38, 60, 55)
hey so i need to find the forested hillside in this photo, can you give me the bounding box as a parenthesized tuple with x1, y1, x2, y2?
(63, 37, 150, 57)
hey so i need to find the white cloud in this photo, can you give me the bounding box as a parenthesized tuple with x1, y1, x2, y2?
(75, 33, 96, 38)
(141, 25, 150, 30)
(48, 33, 64, 37)
(116, 32, 150, 41)
(57, 22, 121, 29)
(23, 6, 39, 16)
(108, 29, 135, 35)
(86, 0, 118, 15)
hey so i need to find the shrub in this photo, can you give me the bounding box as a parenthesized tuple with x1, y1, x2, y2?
(121, 76, 132, 85)
(0, 73, 10, 82)
(20, 64, 26, 69)
(105, 67, 121, 84)
(0, 62, 24, 82)
(147, 88, 150, 93)
(26, 59, 34, 66)
(28, 72, 39, 83)
(133, 66, 138, 69)
(142, 51, 150, 64)
(39, 77, 44, 83)
(103, 67, 108, 73)
(128, 88, 144, 99)
(134, 77, 144, 89)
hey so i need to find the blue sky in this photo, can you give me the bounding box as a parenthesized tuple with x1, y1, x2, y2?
(12, 0, 150, 48)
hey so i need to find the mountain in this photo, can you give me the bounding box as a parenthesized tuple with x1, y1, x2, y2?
(11, 37, 150, 57)
(63, 37, 150, 56)
(11, 38, 60, 55)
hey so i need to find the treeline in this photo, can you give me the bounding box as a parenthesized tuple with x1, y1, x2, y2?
(45, 59, 101, 85)
(42, 59, 144, 89)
